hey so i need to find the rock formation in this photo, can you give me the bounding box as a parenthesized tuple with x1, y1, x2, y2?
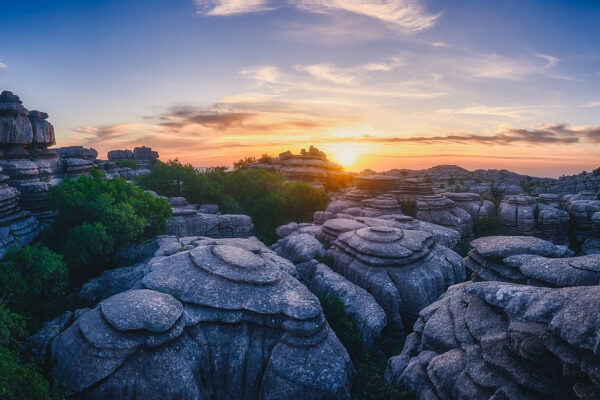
(0, 167, 40, 255)
(443, 192, 496, 220)
(392, 178, 434, 202)
(414, 194, 473, 237)
(108, 146, 159, 168)
(386, 281, 600, 399)
(249, 146, 344, 190)
(498, 195, 569, 243)
(28, 237, 352, 399)
(328, 226, 465, 336)
(355, 174, 399, 196)
(464, 235, 571, 283)
(166, 197, 254, 238)
(582, 211, 600, 255)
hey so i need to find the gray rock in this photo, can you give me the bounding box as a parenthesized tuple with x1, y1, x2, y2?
(386, 280, 600, 399)
(328, 226, 465, 336)
(32, 240, 352, 399)
(414, 194, 473, 237)
(275, 232, 326, 264)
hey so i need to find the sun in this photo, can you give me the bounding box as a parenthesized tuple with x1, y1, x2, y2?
(325, 144, 363, 168)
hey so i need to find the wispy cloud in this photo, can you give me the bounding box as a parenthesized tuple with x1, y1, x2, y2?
(581, 100, 600, 108)
(195, 0, 272, 16)
(0, 62, 7, 69)
(336, 123, 600, 145)
(458, 53, 563, 81)
(294, 57, 402, 84)
(196, 0, 439, 33)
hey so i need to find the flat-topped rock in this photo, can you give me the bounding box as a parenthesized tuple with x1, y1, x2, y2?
(359, 195, 404, 217)
(318, 218, 367, 244)
(415, 194, 473, 237)
(355, 174, 399, 195)
(29, 239, 352, 399)
(465, 235, 571, 283)
(444, 192, 496, 220)
(386, 281, 600, 399)
(328, 226, 465, 336)
(392, 178, 434, 201)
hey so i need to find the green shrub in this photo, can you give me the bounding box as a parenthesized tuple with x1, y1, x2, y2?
(448, 177, 456, 185)
(439, 184, 445, 189)
(482, 195, 500, 208)
(316, 292, 415, 399)
(44, 169, 171, 282)
(400, 200, 416, 218)
(137, 160, 329, 243)
(115, 159, 138, 169)
(0, 246, 68, 326)
(593, 167, 600, 177)
(232, 156, 257, 170)
(473, 216, 501, 238)
(454, 240, 473, 257)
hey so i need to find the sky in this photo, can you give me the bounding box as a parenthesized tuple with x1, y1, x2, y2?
(1, 0, 600, 177)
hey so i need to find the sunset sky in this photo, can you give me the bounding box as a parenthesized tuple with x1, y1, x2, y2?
(1, 0, 600, 176)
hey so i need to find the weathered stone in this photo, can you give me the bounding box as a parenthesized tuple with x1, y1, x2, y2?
(415, 194, 473, 237)
(31, 239, 352, 399)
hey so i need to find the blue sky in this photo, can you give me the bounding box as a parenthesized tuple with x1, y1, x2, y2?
(1, 0, 599, 176)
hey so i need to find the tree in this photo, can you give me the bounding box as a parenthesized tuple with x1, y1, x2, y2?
(233, 156, 257, 170)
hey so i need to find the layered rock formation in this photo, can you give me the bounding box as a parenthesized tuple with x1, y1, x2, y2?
(28, 237, 352, 399)
(392, 178, 434, 202)
(414, 194, 473, 237)
(465, 235, 571, 283)
(386, 281, 600, 399)
(443, 192, 496, 221)
(498, 195, 569, 243)
(108, 145, 159, 168)
(355, 174, 399, 196)
(166, 197, 254, 238)
(582, 212, 600, 255)
(250, 146, 344, 190)
(328, 226, 465, 336)
(0, 167, 40, 255)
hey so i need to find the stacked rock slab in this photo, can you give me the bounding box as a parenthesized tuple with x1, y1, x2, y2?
(55, 146, 98, 176)
(358, 194, 405, 217)
(328, 226, 465, 336)
(108, 146, 159, 168)
(465, 235, 578, 284)
(414, 194, 473, 237)
(386, 281, 600, 400)
(251, 146, 343, 190)
(28, 238, 352, 399)
(355, 174, 399, 196)
(166, 197, 254, 238)
(0, 167, 40, 256)
(392, 178, 434, 202)
(443, 192, 496, 220)
(582, 212, 600, 255)
(567, 193, 600, 238)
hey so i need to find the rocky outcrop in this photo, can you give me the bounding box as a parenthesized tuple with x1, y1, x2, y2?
(328, 226, 465, 336)
(355, 174, 399, 196)
(582, 212, 600, 255)
(358, 195, 405, 217)
(464, 235, 571, 283)
(414, 194, 473, 237)
(250, 146, 344, 190)
(296, 259, 386, 348)
(56, 146, 97, 176)
(498, 195, 569, 243)
(108, 146, 159, 168)
(443, 192, 496, 220)
(0, 167, 40, 256)
(166, 197, 253, 238)
(567, 194, 600, 238)
(274, 232, 326, 264)
(28, 237, 352, 399)
(392, 178, 434, 202)
(386, 281, 600, 400)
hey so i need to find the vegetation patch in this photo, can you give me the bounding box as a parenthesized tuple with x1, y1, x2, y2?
(115, 159, 138, 169)
(473, 216, 501, 238)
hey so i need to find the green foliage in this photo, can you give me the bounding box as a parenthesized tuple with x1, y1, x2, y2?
(473, 216, 501, 238)
(454, 240, 473, 257)
(474, 177, 481, 183)
(482, 194, 500, 208)
(593, 167, 600, 177)
(44, 169, 171, 281)
(0, 246, 68, 325)
(137, 160, 329, 243)
(232, 156, 257, 170)
(115, 159, 138, 169)
(317, 292, 415, 400)
(439, 184, 445, 189)
(448, 177, 456, 185)
(568, 229, 582, 256)
(400, 200, 416, 218)
(491, 184, 501, 201)
(424, 176, 432, 183)
(324, 173, 352, 192)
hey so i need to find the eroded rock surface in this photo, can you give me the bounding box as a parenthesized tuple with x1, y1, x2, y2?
(386, 281, 600, 400)
(28, 237, 352, 400)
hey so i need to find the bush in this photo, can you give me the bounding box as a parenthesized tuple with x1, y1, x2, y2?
(482, 195, 500, 208)
(0, 246, 68, 326)
(400, 200, 416, 218)
(137, 160, 329, 243)
(473, 216, 501, 238)
(593, 167, 600, 177)
(232, 156, 257, 170)
(454, 240, 473, 257)
(448, 177, 456, 185)
(44, 169, 171, 282)
(317, 292, 415, 400)
(115, 159, 138, 169)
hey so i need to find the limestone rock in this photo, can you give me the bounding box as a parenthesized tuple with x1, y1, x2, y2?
(296, 259, 386, 347)
(386, 281, 600, 400)
(355, 175, 399, 196)
(328, 226, 465, 336)
(275, 232, 326, 264)
(465, 235, 571, 283)
(0, 91, 33, 152)
(30, 239, 352, 399)
(415, 194, 473, 237)
(392, 178, 434, 202)
(443, 192, 496, 220)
